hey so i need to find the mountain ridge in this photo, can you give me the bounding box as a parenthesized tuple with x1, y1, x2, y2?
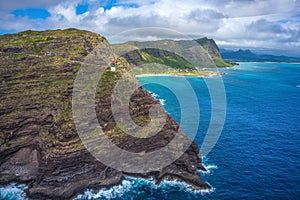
(115, 37, 232, 75)
(221, 48, 300, 62)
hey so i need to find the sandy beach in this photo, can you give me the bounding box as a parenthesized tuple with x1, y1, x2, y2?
(135, 72, 223, 78)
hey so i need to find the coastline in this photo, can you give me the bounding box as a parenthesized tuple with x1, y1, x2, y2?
(135, 71, 223, 78)
(228, 61, 300, 64)
(0, 29, 211, 199)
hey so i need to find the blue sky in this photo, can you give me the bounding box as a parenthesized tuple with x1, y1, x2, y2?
(0, 0, 299, 56)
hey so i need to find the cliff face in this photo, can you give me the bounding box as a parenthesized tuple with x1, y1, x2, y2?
(122, 48, 195, 70)
(0, 29, 209, 199)
(119, 38, 231, 69)
(195, 37, 232, 67)
(195, 37, 221, 58)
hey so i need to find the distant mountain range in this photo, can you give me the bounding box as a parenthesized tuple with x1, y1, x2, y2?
(220, 49, 300, 62)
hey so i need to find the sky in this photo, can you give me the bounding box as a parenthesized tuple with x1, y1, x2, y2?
(0, 0, 300, 56)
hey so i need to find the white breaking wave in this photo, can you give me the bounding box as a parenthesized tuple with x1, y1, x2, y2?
(150, 91, 159, 98)
(159, 179, 214, 195)
(199, 156, 218, 175)
(200, 164, 218, 175)
(159, 98, 166, 106)
(149, 91, 166, 106)
(205, 164, 218, 170)
(74, 179, 133, 200)
(74, 176, 213, 200)
(0, 183, 27, 200)
(296, 85, 300, 88)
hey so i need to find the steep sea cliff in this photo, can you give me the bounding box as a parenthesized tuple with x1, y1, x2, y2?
(0, 29, 210, 199)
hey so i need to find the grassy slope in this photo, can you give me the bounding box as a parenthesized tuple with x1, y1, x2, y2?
(119, 38, 232, 76)
(196, 37, 232, 67)
(0, 28, 106, 155)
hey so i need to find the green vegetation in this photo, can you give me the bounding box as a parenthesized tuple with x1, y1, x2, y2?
(123, 48, 217, 76)
(0, 28, 106, 155)
(0, 28, 226, 156)
(139, 48, 195, 69)
(0, 29, 212, 198)
(196, 37, 233, 67)
(213, 57, 232, 67)
(132, 63, 221, 77)
(118, 38, 232, 76)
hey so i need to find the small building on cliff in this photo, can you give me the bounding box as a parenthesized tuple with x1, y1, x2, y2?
(110, 61, 116, 72)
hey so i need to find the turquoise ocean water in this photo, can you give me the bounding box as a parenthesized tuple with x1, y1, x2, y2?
(1, 62, 300, 199)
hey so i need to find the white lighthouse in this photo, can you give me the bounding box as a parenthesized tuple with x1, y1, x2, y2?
(111, 61, 116, 72)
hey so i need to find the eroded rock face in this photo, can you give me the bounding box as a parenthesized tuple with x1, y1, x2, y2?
(0, 147, 39, 181)
(0, 29, 209, 199)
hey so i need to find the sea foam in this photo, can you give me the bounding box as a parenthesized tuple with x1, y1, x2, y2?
(74, 179, 133, 200)
(199, 164, 218, 175)
(74, 176, 213, 200)
(149, 91, 166, 106)
(199, 156, 218, 175)
(0, 183, 27, 200)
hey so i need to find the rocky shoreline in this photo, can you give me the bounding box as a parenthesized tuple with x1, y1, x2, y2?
(0, 29, 211, 199)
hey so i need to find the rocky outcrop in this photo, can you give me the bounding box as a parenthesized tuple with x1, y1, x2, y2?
(119, 37, 232, 69)
(0, 28, 209, 199)
(195, 37, 232, 67)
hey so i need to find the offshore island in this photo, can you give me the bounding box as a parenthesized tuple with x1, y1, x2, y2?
(0, 29, 231, 199)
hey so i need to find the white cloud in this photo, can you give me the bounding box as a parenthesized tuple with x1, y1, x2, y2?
(0, 0, 299, 55)
(0, 0, 64, 11)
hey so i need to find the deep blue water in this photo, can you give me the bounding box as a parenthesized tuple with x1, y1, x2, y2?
(1, 62, 299, 199)
(137, 62, 300, 199)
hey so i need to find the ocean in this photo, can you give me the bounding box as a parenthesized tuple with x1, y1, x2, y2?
(1, 62, 300, 199)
